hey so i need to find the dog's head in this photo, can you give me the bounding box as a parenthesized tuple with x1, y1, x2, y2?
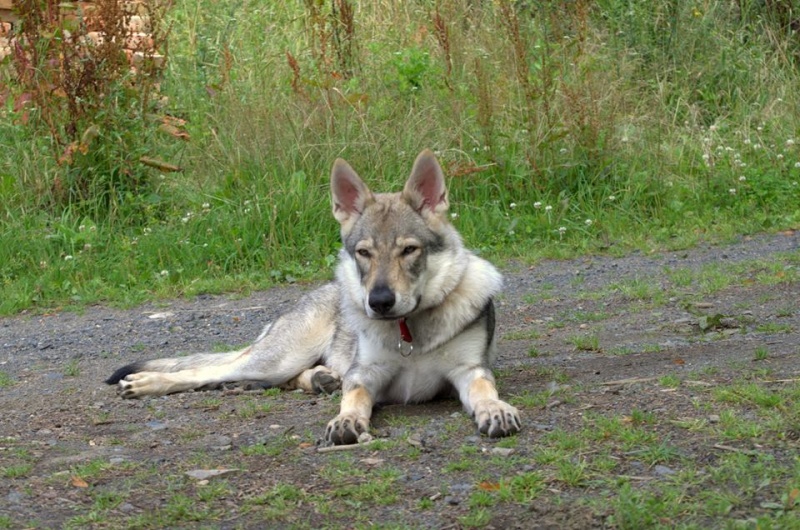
(331, 150, 466, 320)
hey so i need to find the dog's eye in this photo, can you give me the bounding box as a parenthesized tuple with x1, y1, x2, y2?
(401, 245, 418, 256)
(357, 249, 371, 258)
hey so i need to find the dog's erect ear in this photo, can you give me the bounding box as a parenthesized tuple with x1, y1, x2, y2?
(402, 149, 449, 215)
(331, 158, 373, 225)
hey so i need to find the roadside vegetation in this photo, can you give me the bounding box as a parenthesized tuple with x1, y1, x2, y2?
(1, 0, 798, 315)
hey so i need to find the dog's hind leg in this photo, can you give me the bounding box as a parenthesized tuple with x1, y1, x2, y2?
(108, 284, 346, 398)
(116, 346, 262, 398)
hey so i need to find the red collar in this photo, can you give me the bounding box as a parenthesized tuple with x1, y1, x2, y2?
(398, 318, 413, 343)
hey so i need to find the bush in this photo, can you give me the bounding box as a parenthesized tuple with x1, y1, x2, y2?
(5, 0, 177, 218)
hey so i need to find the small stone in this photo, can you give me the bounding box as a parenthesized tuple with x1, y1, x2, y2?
(654, 465, 676, 476)
(6, 490, 26, 503)
(148, 312, 174, 320)
(185, 468, 239, 480)
(545, 381, 561, 393)
(490, 447, 515, 457)
(357, 432, 373, 444)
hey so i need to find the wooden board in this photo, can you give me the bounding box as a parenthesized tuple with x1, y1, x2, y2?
(0, 10, 18, 25)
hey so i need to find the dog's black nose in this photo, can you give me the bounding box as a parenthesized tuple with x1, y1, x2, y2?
(368, 285, 396, 315)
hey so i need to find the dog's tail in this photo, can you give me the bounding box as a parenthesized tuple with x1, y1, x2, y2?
(104, 349, 248, 385)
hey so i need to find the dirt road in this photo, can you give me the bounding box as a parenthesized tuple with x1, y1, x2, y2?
(2, 232, 799, 528)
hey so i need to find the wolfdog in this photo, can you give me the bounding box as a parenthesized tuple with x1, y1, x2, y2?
(106, 150, 521, 444)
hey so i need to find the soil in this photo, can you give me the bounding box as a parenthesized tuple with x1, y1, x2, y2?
(1, 232, 799, 529)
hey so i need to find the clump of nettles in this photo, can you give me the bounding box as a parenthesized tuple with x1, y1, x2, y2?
(7, 0, 177, 216)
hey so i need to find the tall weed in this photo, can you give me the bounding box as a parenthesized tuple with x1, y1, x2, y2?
(1, 0, 799, 312)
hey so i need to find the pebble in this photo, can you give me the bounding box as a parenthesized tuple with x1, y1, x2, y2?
(488, 447, 515, 457)
(185, 468, 239, 480)
(6, 490, 26, 503)
(654, 465, 676, 476)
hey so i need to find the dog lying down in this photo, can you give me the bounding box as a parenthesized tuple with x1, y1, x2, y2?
(106, 150, 521, 444)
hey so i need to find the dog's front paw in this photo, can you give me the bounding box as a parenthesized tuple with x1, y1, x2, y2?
(473, 399, 521, 438)
(325, 413, 370, 445)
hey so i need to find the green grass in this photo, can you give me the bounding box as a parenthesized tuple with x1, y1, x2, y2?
(1, 0, 799, 314)
(568, 333, 602, 352)
(3, 378, 797, 529)
(0, 371, 13, 388)
(1, 463, 33, 479)
(63, 359, 80, 377)
(503, 329, 541, 341)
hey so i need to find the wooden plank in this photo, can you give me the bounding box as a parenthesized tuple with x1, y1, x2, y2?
(0, 1, 14, 11)
(0, 9, 18, 25)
